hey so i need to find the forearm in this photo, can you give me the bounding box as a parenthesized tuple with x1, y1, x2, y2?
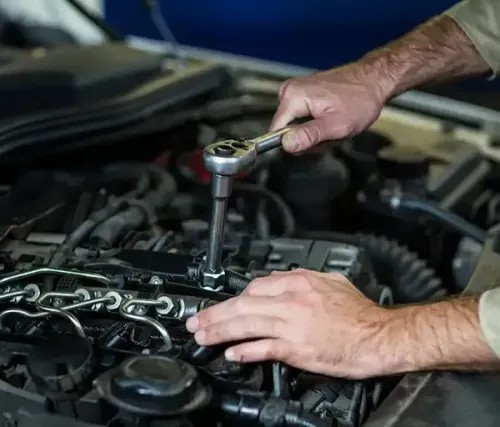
(357, 14, 491, 101)
(374, 297, 500, 376)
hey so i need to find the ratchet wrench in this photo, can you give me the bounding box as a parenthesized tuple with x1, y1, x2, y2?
(201, 127, 292, 289)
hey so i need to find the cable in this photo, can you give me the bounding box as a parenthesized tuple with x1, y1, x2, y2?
(49, 164, 152, 266)
(384, 192, 487, 243)
(233, 182, 296, 237)
(64, 0, 123, 41)
(88, 166, 177, 249)
(142, 0, 186, 65)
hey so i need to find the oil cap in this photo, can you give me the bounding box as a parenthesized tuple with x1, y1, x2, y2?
(95, 355, 211, 417)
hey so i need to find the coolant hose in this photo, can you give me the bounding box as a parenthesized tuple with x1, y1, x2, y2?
(87, 205, 146, 249)
(97, 163, 151, 199)
(301, 232, 447, 303)
(218, 393, 331, 427)
(384, 193, 487, 243)
(233, 182, 296, 237)
(88, 167, 177, 249)
(50, 164, 157, 266)
(142, 165, 177, 209)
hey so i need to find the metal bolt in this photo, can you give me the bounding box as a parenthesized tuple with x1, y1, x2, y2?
(133, 305, 148, 315)
(149, 276, 163, 285)
(156, 296, 175, 316)
(104, 291, 122, 311)
(53, 298, 64, 307)
(24, 284, 41, 303)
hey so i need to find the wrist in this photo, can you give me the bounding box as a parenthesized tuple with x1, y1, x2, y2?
(361, 296, 498, 377)
(353, 304, 442, 377)
(357, 52, 400, 102)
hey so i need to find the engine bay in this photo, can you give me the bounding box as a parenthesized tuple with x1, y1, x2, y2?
(0, 41, 498, 427)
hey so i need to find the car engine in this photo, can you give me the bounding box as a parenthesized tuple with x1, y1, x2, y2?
(0, 40, 497, 427)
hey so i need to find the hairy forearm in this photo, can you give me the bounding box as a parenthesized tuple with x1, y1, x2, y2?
(375, 297, 500, 375)
(358, 15, 491, 101)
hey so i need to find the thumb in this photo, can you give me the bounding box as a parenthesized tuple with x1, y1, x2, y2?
(282, 116, 332, 153)
(282, 113, 355, 153)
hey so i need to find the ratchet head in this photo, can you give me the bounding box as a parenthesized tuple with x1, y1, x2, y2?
(203, 128, 292, 176)
(203, 139, 257, 176)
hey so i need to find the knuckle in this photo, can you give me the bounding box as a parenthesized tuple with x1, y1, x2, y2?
(304, 289, 322, 305)
(263, 342, 277, 359)
(328, 271, 348, 282)
(202, 326, 216, 342)
(266, 340, 285, 360)
(293, 272, 314, 290)
(280, 78, 304, 98)
(245, 278, 266, 295)
(338, 122, 355, 137)
(278, 291, 307, 309)
(276, 290, 295, 303)
(297, 125, 321, 147)
(279, 80, 293, 98)
(196, 311, 210, 328)
(243, 320, 258, 336)
(232, 296, 246, 313)
(270, 318, 286, 337)
(211, 322, 233, 341)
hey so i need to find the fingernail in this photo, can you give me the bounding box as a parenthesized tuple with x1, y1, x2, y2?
(282, 131, 299, 152)
(194, 330, 205, 344)
(225, 348, 236, 361)
(186, 316, 199, 332)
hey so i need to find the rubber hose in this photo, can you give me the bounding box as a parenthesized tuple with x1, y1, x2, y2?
(50, 164, 153, 266)
(385, 193, 487, 243)
(87, 205, 146, 249)
(219, 394, 330, 427)
(301, 232, 447, 303)
(97, 162, 151, 198)
(233, 182, 296, 237)
(88, 167, 177, 249)
(142, 166, 177, 209)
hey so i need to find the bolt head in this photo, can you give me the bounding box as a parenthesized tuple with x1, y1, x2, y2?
(149, 275, 163, 285)
(201, 269, 225, 290)
(133, 305, 148, 315)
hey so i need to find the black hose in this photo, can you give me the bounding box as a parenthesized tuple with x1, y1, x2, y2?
(384, 193, 487, 243)
(141, 166, 177, 209)
(233, 182, 296, 237)
(97, 163, 152, 197)
(88, 166, 177, 249)
(87, 205, 146, 249)
(301, 231, 447, 303)
(49, 164, 157, 266)
(218, 393, 330, 427)
(49, 199, 126, 267)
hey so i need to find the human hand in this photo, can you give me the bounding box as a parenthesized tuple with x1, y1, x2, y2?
(186, 269, 392, 379)
(271, 63, 393, 154)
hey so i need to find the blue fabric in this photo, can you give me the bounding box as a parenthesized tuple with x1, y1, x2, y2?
(104, 0, 459, 69)
(104, 0, 500, 93)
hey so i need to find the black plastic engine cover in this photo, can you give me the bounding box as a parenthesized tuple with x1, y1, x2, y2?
(0, 43, 163, 118)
